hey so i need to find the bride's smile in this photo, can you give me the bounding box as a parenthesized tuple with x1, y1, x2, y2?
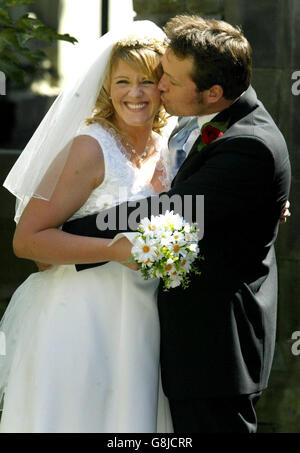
(125, 102, 149, 111)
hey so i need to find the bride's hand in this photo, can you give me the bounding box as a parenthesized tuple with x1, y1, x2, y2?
(109, 236, 138, 271)
(120, 259, 139, 271)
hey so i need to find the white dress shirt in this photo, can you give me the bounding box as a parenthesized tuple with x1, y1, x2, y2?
(184, 112, 219, 156)
(169, 91, 245, 174)
(183, 91, 246, 156)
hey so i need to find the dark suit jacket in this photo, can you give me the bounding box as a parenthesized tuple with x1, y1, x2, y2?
(63, 86, 291, 399)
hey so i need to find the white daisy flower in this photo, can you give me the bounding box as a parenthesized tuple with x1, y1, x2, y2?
(187, 243, 199, 254)
(132, 237, 157, 264)
(160, 231, 174, 247)
(164, 258, 175, 273)
(168, 274, 182, 288)
(183, 223, 191, 233)
(170, 231, 185, 244)
(184, 232, 193, 242)
(179, 257, 193, 272)
(171, 242, 184, 257)
(163, 210, 183, 231)
(140, 215, 162, 236)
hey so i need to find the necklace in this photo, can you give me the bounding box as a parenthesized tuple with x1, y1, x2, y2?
(123, 134, 155, 167)
(100, 121, 156, 168)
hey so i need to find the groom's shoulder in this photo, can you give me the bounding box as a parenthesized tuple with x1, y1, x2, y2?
(249, 103, 287, 154)
(227, 96, 288, 156)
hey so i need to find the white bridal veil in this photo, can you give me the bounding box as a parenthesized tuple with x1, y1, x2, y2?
(3, 20, 167, 223)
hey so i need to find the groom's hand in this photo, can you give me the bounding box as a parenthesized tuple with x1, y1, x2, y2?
(280, 200, 291, 224)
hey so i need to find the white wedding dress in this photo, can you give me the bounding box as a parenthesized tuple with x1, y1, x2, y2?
(0, 122, 174, 433)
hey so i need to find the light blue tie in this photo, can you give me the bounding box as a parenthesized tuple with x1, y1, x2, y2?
(168, 117, 199, 173)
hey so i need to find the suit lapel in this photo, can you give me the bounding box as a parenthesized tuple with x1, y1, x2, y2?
(172, 85, 259, 187)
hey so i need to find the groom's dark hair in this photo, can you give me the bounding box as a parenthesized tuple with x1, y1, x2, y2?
(164, 15, 252, 100)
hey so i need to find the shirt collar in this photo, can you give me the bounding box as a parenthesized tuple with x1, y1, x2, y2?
(197, 113, 219, 131)
(197, 91, 246, 131)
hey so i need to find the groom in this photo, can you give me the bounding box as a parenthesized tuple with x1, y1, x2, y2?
(63, 15, 291, 432)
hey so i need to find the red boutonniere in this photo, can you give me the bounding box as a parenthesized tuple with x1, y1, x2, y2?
(197, 120, 230, 151)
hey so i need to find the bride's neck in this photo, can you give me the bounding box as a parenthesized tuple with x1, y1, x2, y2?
(112, 117, 153, 153)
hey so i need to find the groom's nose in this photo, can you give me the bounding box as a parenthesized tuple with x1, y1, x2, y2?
(158, 74, 168, 92)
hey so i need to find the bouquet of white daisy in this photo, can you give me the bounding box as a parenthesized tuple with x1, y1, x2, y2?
(131, 211, 202, 291)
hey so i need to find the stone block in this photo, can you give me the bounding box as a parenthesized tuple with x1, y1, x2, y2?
(0, 92, 56, 150)
(288, 88, 300, 178)
(0, 150, 20, 220)
(290, 0, 300, 66)
(277, 257, 300, 338)
(0, 214, 36, 303)
(8, 92, 56, 149)
(185, 0, 224, 15)
(133, 0, 181, 15)
(275, 179, 300, 260)
(256, 257, 300, 433)
(0, 150, 36, 303)
(251, 68, 282, 123)
(256, 359, 300, 432)
(224, 0, 287, 69)
(31, 0, 59, 30)
(133, 0, 224, 24)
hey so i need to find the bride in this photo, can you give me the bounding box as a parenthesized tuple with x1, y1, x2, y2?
(0, 21, 174, 433)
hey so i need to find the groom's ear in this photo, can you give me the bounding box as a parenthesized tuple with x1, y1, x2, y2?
(203, 84, 224, 106)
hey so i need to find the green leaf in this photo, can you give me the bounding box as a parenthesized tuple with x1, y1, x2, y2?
(27, 26, 59, 43)
(0, 28, 22, 50)
(28, 26, 77, 44)
(201, 119, 230, 133)
(1, 46, 20, 63)
(16, 31, 32, 46)
(56, 32, 77, 44)
(16, 14, 45, 30)
(0, 56, 25, 83)
(18, 47, 45, 62)
(197, 141, 206, 152)
(0, 32, 45, 64)
(0, 7, 12, 24)
(0, 37, 6, 52)
(0, 0, 77, 87)
(2, 0, 34, 7)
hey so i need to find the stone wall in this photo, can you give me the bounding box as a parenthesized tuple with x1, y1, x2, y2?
(224, 0, 300, 433)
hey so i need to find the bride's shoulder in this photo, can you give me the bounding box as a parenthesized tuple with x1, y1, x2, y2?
(76, 120, 119, 146)
(70, 135, 104, 168)
(76, 120, 106, 138)
(71, 124, 105, 169)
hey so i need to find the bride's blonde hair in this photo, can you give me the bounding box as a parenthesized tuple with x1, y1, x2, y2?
(86, 36, 168, 134)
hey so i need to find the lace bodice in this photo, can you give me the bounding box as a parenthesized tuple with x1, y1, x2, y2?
(68, 122, 172, 221)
